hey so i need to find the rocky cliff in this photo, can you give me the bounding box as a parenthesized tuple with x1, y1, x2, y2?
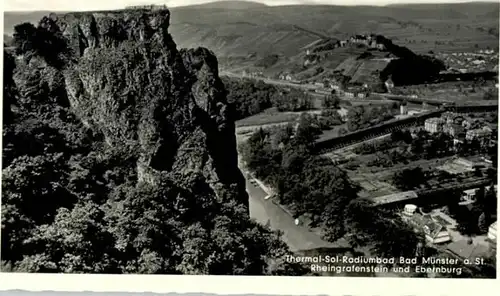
(16, 9, 248, 208)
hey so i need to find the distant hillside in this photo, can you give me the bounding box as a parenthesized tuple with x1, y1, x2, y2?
(386, 1, 499, 12)
(177, 0, 268, 9)
(168, 3, 498, 59)
(4, 3, 499, 73)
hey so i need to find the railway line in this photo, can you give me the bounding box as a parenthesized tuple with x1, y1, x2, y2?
(444, 103, 499, 113)
(373, 177, 493, 208)
(313, 110, 445, 154)
(375, 93, 499, 111)
(417, 177, 492, 197)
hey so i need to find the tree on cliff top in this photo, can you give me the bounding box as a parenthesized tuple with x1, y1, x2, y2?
(13, 16, 70, 69)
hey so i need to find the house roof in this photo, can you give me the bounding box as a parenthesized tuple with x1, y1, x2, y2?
(353, 35, 367, 39)
(447, 240, 490, 261)
(425, 117, 445, 124)
(467, 128, 492, 136)
(463, 188, 477, 195)
(408, 213, 447, 240)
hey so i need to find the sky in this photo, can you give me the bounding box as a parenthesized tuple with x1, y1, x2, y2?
(3, 0, 499, 12)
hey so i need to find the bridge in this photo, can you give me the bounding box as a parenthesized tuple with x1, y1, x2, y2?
(444, 101, 499, 113)
(417, 177, 492, 198)
(312, 110, 444, 154)
(371, 177, 493, 208)
(374, 93, 447, 106)
(375, 93, 498, 110)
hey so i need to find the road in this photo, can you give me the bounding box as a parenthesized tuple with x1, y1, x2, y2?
(246, 177, 336, 252)
(222, 71, 317, 90)
(321, 133, 391, 159)
(221, 71, 399, 108)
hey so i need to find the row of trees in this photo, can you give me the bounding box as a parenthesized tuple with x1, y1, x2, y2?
(353, 136, 403, 155)
(222, 77, 274, 120)
(322, 94, 341, 109)
(355, 129, 493, 169)
(346, 105, 398, 132)
(392, 167, 431, 191)
(222, 77, 314, 120)
(271, 89, 314, 112)
(240, 117, 422, 258)
(317, 109, 344, 131)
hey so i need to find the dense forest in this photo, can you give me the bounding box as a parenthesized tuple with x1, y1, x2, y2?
(1, 14, 309, 275)
(222, 76, 314, 120)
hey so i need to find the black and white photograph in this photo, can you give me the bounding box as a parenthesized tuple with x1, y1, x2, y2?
(1, 0, 498, 281)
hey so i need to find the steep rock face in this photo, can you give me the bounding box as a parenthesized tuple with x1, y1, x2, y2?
(32, 9, 247, 207)
(180, 47, 245, 202)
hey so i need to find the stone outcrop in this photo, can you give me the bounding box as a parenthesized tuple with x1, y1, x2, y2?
(19, 9, 248, 208)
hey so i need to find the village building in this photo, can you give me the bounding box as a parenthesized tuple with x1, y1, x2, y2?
(461, 189, 478, 205)
(126, 4, 168, 10)
(349, 34, 369, 45)
(424, 117, 446, 133)
(443, 124, 465, 138)
(400, 104, 408, 115)
(460, 185, 497, 205)
(384, 77, 395, 92)
(343, 86, 369, 99)
(344, 90, 356, 98)
(357, 91, 369, 98)
(330, 83, 342, 91)
(465, 126, 493, 142)
(488, 222, 497, 242)
(401, 206, 451, 244)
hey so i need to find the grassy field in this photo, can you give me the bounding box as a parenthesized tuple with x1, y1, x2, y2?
(316, 124, 348, 142)
(235, 110, 299, 127)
